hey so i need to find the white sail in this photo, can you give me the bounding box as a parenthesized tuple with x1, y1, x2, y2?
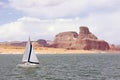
(22, 37, 39, 63)
(29, 46, 39, 63)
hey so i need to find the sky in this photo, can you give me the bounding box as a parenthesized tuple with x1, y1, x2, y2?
(0, 0, 120, 44)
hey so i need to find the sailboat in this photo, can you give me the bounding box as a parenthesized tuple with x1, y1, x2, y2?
(17, 37, 39, 68)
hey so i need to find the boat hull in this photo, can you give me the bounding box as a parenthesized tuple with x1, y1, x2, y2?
(16, 63, 39, 68)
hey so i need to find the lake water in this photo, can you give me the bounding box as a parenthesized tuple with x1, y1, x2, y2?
(0, 53, 120, 80)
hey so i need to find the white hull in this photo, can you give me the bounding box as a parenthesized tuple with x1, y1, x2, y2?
(16, 63, 39, 68)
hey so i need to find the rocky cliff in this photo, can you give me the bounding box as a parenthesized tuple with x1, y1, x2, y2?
(53, 31, 78, 48)
(78, 27, 97, 40)
(33, 39, 48, 47)
(53, 26, 110, 50)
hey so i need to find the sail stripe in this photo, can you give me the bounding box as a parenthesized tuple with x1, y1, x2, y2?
(28, 43, 32, 62)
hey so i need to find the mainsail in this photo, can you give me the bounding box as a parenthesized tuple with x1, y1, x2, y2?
(22, 37, 39, 64)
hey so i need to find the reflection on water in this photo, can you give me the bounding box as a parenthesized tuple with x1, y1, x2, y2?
(0, 54, 120, 80)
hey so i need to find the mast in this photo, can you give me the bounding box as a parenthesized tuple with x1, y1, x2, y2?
(28, 41, 32, 62)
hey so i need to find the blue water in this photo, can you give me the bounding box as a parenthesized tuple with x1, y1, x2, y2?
(0, 54, 120, 80)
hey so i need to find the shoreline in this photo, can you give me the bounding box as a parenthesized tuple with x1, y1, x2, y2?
(0, 45, 120, 54)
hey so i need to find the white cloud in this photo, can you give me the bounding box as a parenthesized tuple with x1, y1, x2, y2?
(0, 21, 23, 41)
(0, 17, 80, 41)
(9, 0, 120, 18)
(0, 0, 120, 44)
(0, 12, 120, 44)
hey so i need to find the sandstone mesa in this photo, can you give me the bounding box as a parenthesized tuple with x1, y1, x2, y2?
(52, 26, 110, 50)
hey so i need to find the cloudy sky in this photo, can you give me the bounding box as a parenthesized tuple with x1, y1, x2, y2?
(0, 0, 120, 44)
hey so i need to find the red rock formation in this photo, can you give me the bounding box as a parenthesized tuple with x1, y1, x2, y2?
(109, 44, 120, 51)
(33, 39, 48, 47)
(10, 42, 26, 46)
(73, 39, 109, 50)
(53, 26, 110, 50)
(78, 26, 97, 40)
(10, 39, 48, 47)
(53, 31, 78, 48)
(75, 26, 109, 50)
